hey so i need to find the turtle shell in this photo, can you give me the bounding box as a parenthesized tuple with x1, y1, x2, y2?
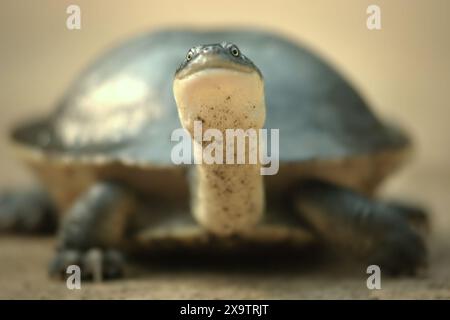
(8, 29, 413, 249)
(11, 29, 409, 167)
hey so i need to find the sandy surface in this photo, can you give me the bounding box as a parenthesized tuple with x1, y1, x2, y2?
(1, 0, 449, 299)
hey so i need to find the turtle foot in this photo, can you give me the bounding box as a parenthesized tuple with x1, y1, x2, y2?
(49, 248, 125, 282)
(293, 180, 429, 276)
(367, 222, 427, 276)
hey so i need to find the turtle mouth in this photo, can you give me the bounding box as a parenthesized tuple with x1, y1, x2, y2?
(173, 49, 265, 134)
(175, 53, 259, 80)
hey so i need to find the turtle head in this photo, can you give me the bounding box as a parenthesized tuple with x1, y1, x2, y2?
(173, 42, 265, 133)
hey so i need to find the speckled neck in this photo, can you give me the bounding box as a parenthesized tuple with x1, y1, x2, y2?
(190, 138, 265, 235)
(174, 67, 266, 235)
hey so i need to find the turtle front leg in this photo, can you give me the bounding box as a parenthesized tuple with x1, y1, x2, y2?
(0, 188, 57, 234)
(292, 180, 428, 275)
(49, 181, 136, 281)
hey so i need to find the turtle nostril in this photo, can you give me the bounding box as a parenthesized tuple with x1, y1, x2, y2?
(203, 46, 220, 54)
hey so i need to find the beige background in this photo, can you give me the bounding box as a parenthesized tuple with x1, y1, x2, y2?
(0, 0, 449, 299)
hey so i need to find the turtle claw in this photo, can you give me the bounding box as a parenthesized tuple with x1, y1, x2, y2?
(367, 225, 427, 276)
(49, 248, 125, 281)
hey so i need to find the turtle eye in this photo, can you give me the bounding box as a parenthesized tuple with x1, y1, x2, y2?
(186, 50, 194, 61)
(229, 45, 240, 57)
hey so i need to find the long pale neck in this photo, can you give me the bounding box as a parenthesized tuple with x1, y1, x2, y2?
(191, 139, 264, 235)
(174, 69, 266, 235)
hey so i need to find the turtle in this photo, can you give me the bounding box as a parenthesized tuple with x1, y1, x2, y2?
(0, 29, 428, 280)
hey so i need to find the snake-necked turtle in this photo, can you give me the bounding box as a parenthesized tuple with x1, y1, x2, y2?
(1, 29, 428, 279)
